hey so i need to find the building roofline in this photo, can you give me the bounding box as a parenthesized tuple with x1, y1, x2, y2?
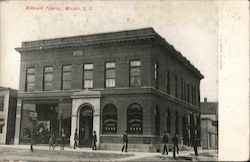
(20, 27, 155, 43)
(15, 27, 204, 79)
(0, 87, 18, 92)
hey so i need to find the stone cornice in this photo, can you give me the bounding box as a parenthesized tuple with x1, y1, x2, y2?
(15, 34, 155, 53)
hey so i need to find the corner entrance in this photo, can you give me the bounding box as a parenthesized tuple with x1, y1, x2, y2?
(79, 105, 93, 147)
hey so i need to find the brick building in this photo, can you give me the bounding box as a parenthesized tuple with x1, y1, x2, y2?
(14, 28, 203, 152)
(0, 87, 17, 144)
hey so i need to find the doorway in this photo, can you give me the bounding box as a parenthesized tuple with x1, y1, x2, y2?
(79, 105, 93, 147)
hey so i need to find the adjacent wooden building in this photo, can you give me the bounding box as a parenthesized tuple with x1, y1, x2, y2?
(0, 87, 17, 144)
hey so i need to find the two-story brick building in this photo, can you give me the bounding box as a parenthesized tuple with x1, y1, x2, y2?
(14, 28, 203, 152)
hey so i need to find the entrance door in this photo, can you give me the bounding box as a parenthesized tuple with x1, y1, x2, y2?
(79, 106, 93, 147)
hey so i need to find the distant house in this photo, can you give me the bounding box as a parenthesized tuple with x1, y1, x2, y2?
(200, 98, 218, 149)
(14, 28, 203, 151)
(0, 87, 17, 144)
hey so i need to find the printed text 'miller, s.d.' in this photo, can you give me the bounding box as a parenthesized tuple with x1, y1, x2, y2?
(26, 5, 93, 11)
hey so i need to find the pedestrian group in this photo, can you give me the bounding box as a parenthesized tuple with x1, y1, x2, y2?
(30, 128, 199, 160)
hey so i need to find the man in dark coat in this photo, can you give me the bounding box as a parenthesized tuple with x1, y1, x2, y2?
(162, 131, 169, 155)
(121, 130, 128, 152)
(92, 131, 97, 150)
(193, 135, 199, 156)
(172, 133, 179, 159)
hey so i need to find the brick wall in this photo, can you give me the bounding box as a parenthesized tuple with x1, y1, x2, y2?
(19, 40, 153, 92)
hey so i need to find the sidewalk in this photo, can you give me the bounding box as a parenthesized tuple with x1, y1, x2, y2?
(0, 144, 218, 161)
(0, 144, 158, 161)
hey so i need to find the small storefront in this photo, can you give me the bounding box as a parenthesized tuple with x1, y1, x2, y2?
(19, 102, 72, 145)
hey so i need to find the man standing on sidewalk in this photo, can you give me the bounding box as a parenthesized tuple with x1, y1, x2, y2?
(74, 129, 78, 149)
(121, 130, 128, 152)
(92, 131, 97, 150)
(172, 133, 179, 160)
(193, 135, 199, 156)
(162, 131, 168, 155)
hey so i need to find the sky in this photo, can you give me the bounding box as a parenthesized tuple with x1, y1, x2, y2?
(0, 0, 218, 102)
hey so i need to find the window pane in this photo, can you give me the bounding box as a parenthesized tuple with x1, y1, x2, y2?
(106, 79, 115, 88)
(127, 104, 143, 134)
(84, 64, 93, 70)
(130, 76, 141, 87)
(63, 72, 71, 81)
(102, 104, 117, 134)
(27, 83, 35, 92)
(27, 75, 35, 82)
(84, 71, 93, 80)
(84, 80, 93, 88)
(63, 65, 71, 71)
(62, 81, 71, 90)
(44, 67, 53, 73)
(130, 60, 141, 67)
(106, 69, 115, 78)
(44, 74, 53, 82)
(155, 107, 160, 135)
(106, 62, 115, 68)
(167, 110, 171, 134)
(27, 68, 35, 74)
(131, 68, 140, 76)
(44, 82, 53, 91)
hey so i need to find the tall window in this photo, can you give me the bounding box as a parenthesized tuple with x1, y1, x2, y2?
(198, 88, 200, 107)
(192, 87, 194, 105)
(61, 65, 72, 90)
(83, 64, 93, 89)
(102, 104, 117, 134)
(181, 79, 184, 100)
(175, 111, 179, 134)
(0, 96, 4, 111)
(184, 82, 186, 102)
(154, 63, 159, 89)
(190, 114, 195, 146)
(187, 84, 190, 103)
(43, 66, 53, 91)
(26, 67, 35, 92)
(166, 70, 170, 94)
(130, 60, 141, 87)
(167, 109, 171, 134)
(175, 75, 178, 98)
(127, 104, 143, 134)
(155, 106, 160, 135)
(194, 88, 196, 106)
(105, 62, 116, 88)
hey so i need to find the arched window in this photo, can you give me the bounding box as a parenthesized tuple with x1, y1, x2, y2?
(102, 104, 117, 134)
(127, 104, 143, 134)
(167, 109, 171, 134)
(175, 111, 179, 134)
(155, 106, 160, 135)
